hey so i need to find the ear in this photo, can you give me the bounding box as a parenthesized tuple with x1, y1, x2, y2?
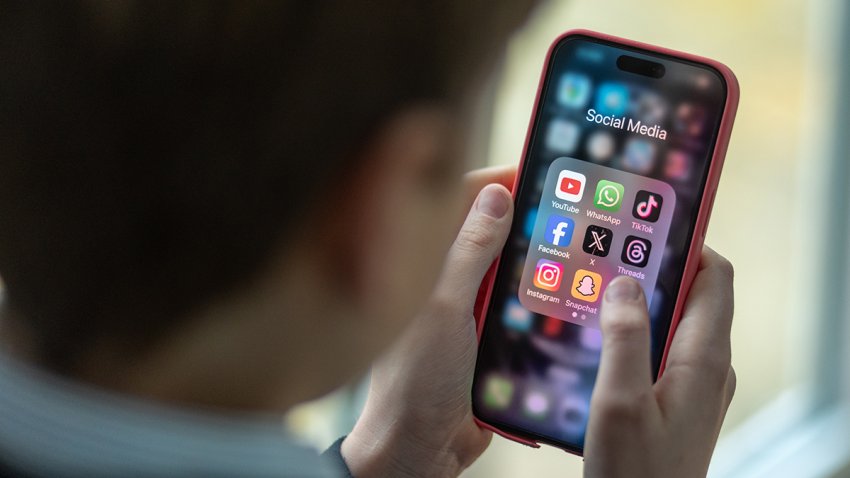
(305, 106, 467, 342)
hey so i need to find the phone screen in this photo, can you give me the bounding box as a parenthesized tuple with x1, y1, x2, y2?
(472, 34, 728, 451)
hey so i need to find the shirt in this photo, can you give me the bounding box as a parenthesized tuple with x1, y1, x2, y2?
(0, 350, 340, 477)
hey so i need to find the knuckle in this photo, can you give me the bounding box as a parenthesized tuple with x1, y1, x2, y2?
(602, 313, 647, 341)
(427, 293, 463, 319)
(673, 349, 731, 391)
(704, 352, 732, 388)
(726, 367, 738, 399)
(453, 221, 494, 254)
(592, 392, 650, 424)
(706, 366, 729, 392)
(715, 256, 735, 281)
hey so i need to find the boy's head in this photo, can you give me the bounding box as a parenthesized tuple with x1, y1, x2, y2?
(0, 1, 533, 405)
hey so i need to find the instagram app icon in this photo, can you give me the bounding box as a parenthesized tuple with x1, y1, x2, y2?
(533, 259, 564, 291)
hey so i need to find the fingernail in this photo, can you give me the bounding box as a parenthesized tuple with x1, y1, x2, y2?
(604, 276, 643, 303)
(477, 185, 510, 219)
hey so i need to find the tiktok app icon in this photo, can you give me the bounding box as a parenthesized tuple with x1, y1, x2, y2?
(632, 190, 663, 223)
(621, 235, 652, 268)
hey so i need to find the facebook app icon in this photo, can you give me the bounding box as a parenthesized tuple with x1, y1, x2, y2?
(544, 215, 575, 247)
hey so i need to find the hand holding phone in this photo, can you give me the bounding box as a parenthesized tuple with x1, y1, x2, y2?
(584, 249, 735, 478)
(343, 169, 516, 478)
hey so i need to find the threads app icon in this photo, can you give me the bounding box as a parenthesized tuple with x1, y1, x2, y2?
(622, 236, 652, 268)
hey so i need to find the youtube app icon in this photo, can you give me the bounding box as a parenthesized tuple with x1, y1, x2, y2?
(555, 170, 586, 202)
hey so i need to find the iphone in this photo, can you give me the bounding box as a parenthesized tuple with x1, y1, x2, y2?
(471, 30, 739, 454)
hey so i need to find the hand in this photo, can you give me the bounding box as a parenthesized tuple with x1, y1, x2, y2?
(342, 165, 516, 477)
(584, 248, 736, 478)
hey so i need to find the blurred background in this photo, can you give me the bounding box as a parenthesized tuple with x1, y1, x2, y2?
(288, 0, 850, 476)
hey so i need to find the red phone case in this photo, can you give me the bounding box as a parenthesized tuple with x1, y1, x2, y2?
(472, 29, 740, 455)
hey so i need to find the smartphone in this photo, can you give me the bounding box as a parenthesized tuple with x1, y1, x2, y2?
(471, 30, 738, 455)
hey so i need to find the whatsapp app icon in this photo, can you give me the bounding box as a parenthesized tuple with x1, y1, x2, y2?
(593, 180, 624, 212)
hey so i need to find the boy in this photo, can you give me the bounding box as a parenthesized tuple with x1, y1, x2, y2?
(0, 2, 735, 477)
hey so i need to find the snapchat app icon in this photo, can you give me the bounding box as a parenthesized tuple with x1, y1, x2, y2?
(571, 269, 602, 303)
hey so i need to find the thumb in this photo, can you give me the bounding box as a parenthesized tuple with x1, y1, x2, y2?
(434, 184, 513, 308)
(594, 276, 653, 401)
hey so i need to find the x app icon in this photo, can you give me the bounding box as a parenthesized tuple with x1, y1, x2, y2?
(582, 225, 613, 257)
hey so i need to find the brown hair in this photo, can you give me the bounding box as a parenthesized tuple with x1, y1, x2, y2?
(0, 1, 532, 370)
